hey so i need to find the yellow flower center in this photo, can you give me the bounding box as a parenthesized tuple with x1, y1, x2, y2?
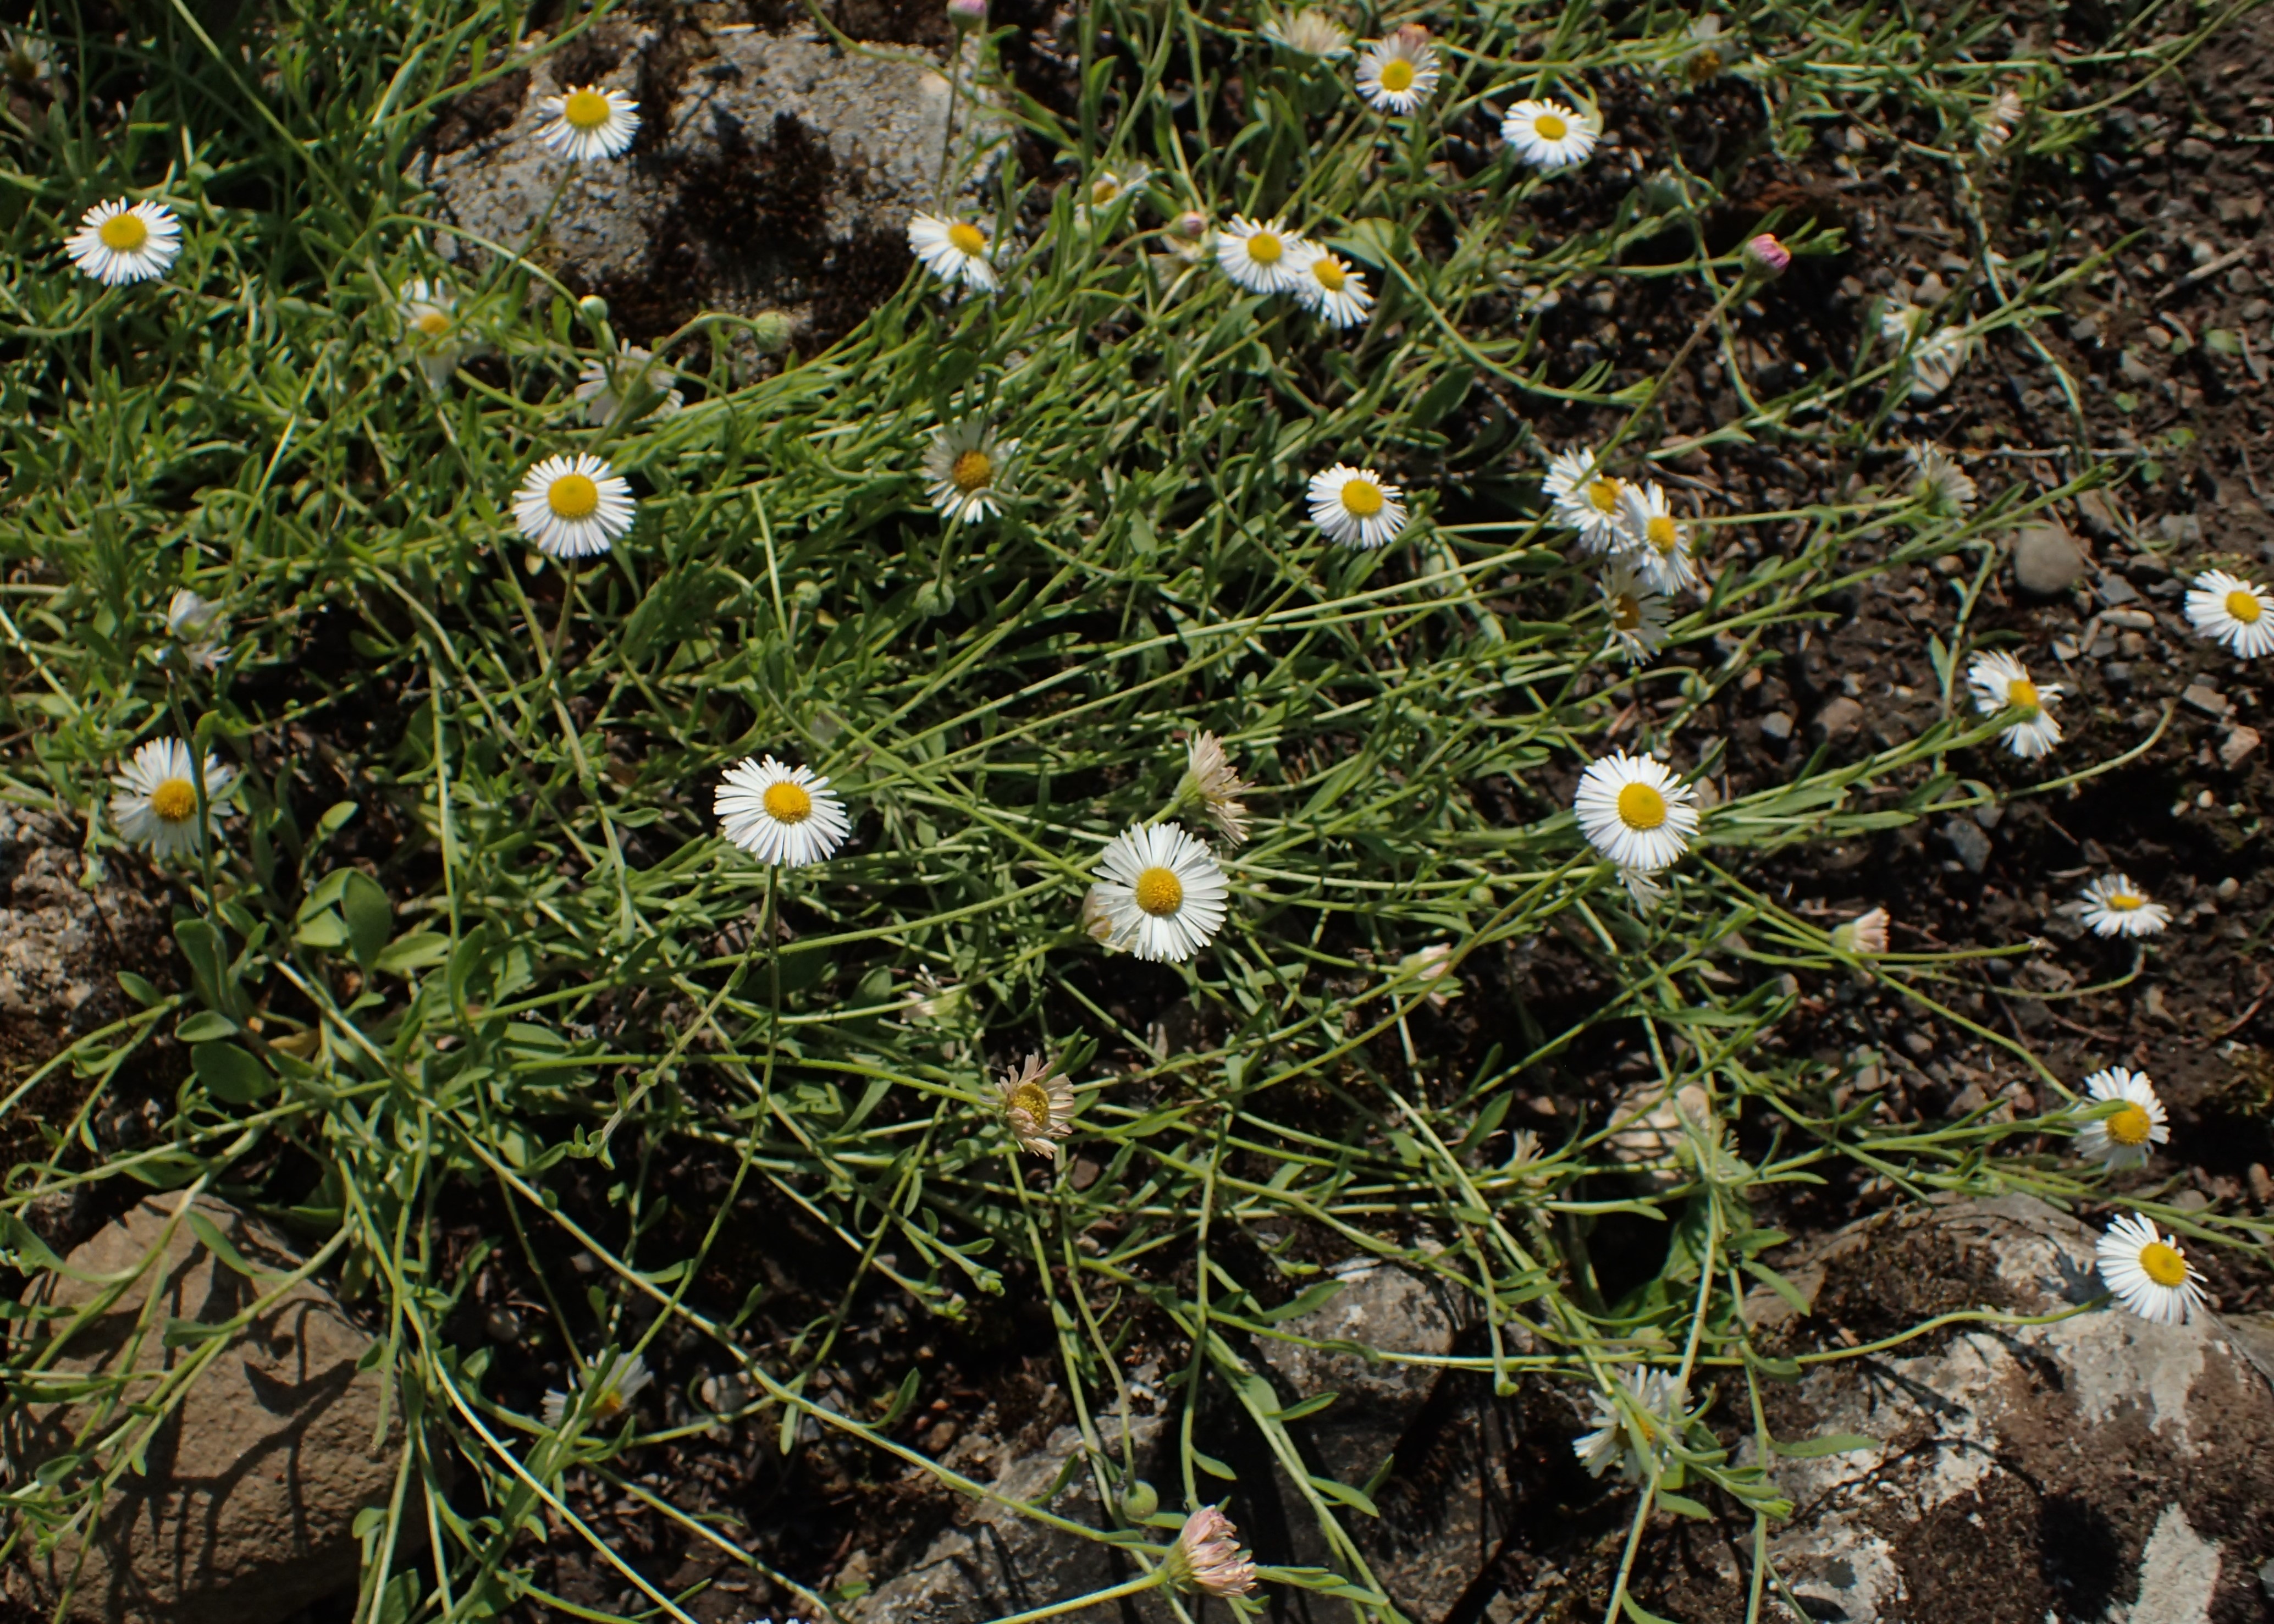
(99, 211, 150, 252)
(1611, 593, 1642, 631)
(1617, 782, 1668, 831)
(1247, 230, 1283, 264)
(1312, 256, 1347, 292)
(593, 1385, 625, 1419)
(2138, 1242, 2188, 1289)
(1134, 865, 1184, 916)
(951, 449, 994, 493)
(2228, 589, 2263, 624)
(413, 310, 452, 338)
(2007, 677, 2039, 714)
(1535, 112, 1569, 141)
(1092, 176, 1121, 205)
(2108, 891, 2143, 912)
(1646, 515, 1679, 553)
(763, 781, 814, 824)
(562, 89, 613, 131)
(947, 222, 987, 256)
(1379, 58, 1415, 92)
(1340, 478, 1384, 517)
(1687, 47, 1723, 82)
(150, 778, 198, 824)
(547, 473, 601, 520)
(1587, 478, 1621, 513)
(2107, 1103, 2153, 1146)
(1008, 1079, 1053, 1124)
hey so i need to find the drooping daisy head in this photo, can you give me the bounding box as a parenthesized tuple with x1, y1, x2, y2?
(1964, 650, 2062, 760)
(1618, 865, 1669, 914)
(1978, 87, 2024, 153)
(2184, 569, 2274, 658)
(64, 198, 181, 286)
(1214, 214, 1308, 295)
(1574, 1367, 1684, 1483)
(2075, 1067, 2167, 1172)
(2079, 872, 2170, 938)
(1906, 443, 1978, 517)
(1164, 1506, 1257, 1597)
(1262, 5, 1351, 58)
(715, 755, 851, 869)
(2095, 1211, 2205, 1327)
(1500, 98, 1600, 172)
(1598, 560, 1668, 664)
(923, 419, 1019, 525)
(541, 1350, 654, 1429)
(1880, 302, 1973, 399)
(997, 1054, 1078, 1158)
(1291, 243, 1373, 329)
(1677, 14, 1728, 84)
(166, 588, 227, 671)
(396, 278, 467, 389)
(536, 84, 640, 161)
(1081, 163, 1151, 216)
(110, 738, 235, 860)
(1354, 26, 1439, 115)
(576, 343, 683, 426)
(1830, 905, 1889, 955)
(1543, 447, 1628, 553)
(1090, 822, 1229, 963)
(1616, 482, 1699, 596)
(512, 452, 637, 558)
(908, 212, 1000, 292)
(3, 30, 54, 87)
(1306, 463, 1409, 550)
(1574, 750, 1699, 872)
(1180, 731, 1253, 846)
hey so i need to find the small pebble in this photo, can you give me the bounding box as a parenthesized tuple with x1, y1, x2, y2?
(2012, 522, 2087, 595)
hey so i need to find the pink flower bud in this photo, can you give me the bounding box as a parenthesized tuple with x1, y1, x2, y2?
(1742, 233, 1791, 279)
(1167, 1506, 1257, 1597)
(946, 0, 986, 27)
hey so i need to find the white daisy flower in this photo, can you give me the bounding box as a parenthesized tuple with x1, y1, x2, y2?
(2075, 1067, 2168, 1172)
(1500, 99, 1600, 171)
(1543, 447, 1627, 553)
(3, 30, 54, 87)
(908, 212, 999, 292)
(110, 738, 234, 860)
(2095, 1212, 2205, 1327)
(2184, 569, 2274, 658)
(1262, 5, 1351, 57)
(64, 198, 181, 286)
(398, 278, 466, 390)
(1574, 750, 1699, 872)
(1290, 244, 1373, 328)
(1180, 731, 1253, 846)
(1879, 302, 1973, 399)
(541, 1350, 653, 1429)
(1978, 88, 2023, 153)
(1090, 822, 1229, 963)
(1599, 561, 1668, 664)
(1906, 444, 1977, 516)
(923, 419, 1019, 524)
(1214, 214, 1308, 295)
(1616, 482, 1699, 595)
(512, 452, 637, 558)
(1830, 906, 1889, 954)
(1574, 1368, 1683, 1483)
(536, 84, 640, 161)
(997, 1054, 1078, 1158)
(167, 588, 227, 671)
(715, 755, 851, 869)
(1081, 164, 1151, 217)
(1306, 463, 1409, 549)
(1964, 650, 2062, 759)
(2079, 872, 2170, 938)
(1354, 27, 1439, 115)
(576, 343, 682, 426)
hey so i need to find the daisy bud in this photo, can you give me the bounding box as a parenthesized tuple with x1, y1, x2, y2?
(946, 0, 986, 27)
(1119, 1478, 1161, 1521)
(1170, 209, 1208, 241)
(1831, 906, 1889, 955)
(1741, 233, 1791, 280)
(750, 310, 793, 353)
(1164, 1507, 1257, 1598)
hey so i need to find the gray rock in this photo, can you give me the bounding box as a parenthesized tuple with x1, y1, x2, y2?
(1813, 696, 1865, 739)
(1254, 1262, 1455, 1485)
(1940, 816, 1991, 872)
(1758, 711, 1795, 743)
(0, 809, 165, 1082)
(2010, 520, 2088, 594)
(5, 1197, 402, 1624)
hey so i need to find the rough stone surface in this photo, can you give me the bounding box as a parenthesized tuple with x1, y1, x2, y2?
(5, 1196, 401, 1624)
(0, 808, 164, 1071)
(1813, 695, 1865, 739)
(1254, 1261, 1455, 1485)
(1751, 1194, 2274, 1623)
(2010, 520, 2089, 594)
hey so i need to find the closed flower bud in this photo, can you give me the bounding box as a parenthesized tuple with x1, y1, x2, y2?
(1165, 1506, 1257, 1597)
(1741, 233, 1791, 279)
(946, 0, 986, 27)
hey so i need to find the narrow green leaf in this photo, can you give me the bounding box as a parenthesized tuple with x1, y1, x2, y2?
(1774, 1432, 1879, 1459)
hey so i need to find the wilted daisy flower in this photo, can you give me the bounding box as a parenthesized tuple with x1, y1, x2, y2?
(1543, 448, 1628, 553)
(1831, 905, 1889, 954)
(1215, 214, 1307, 295)
(111, 738, 234, 860)
(1355, 26, 1439, 115)
(167, 589, 227, 671)
(576, 343, 682, 426)
(541, 1350, 653, 1429)
(2079, 872, 2170, 938)
(1397, 941, 1463, 1005)
(908, 212, 1000, 292)
(3, 30, 54, 86)
(1307, 463, 1409, 549)
(1079, 884, 1122, 946)
(1676, 14, 1729, 84)
(1965, 650, 2062, 759)
(1616, 482, 1699, 596)
(997, 1054, 1078, 1157)
(1091, 822, 1229, 963)
(2075, 1067, 2168, 1172)
(512, 452, 636, 558)
(1599, 561, 1668, 664)
(1978, 88, 2023, 153)
(1082, 164, 1151, 214)
(924, 419, 1019, 524)
(1262, 5, 1351, 57)
(715, 755, 851, 869)
(1574, 750, 1699, 872)
(396, 278, 466, 390)
(1500, 99, 1600, 171)
(1291, 244, 1373, 329)
(1180, 731, 1253, 845)
(1164, 1507, 1256, 1597)
(1880, 302, 1973, 399)
(64, 198, 181, 286)
(1618, 866, 1669, 914)
(2184, 569, 2274, 658)
(1574, 1368, 1684, 1483)
(1906, 443, 1978, 516)
(536, 84, 640, 161)
(2095, 1212, 2205, 1327)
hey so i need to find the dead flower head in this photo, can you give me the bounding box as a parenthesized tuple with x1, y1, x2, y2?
(1166, 1505, 1257, 1597)
(1182, 731, 1254, 845)
(997, 1054, 1077, 1157)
